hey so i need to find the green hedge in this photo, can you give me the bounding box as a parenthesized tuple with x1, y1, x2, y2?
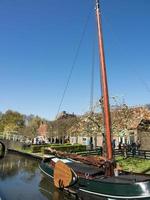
(31, 144, 51, 153)
(43, 144, 86, 154)
(31, 143, 86, 154)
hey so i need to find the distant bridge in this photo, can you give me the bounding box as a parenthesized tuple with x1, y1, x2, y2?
(0, 132, 25, 141)
(0, 132, 29, 148)
(0, 138, 24, 152)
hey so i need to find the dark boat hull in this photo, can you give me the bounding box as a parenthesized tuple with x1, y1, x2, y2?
(77, 177, 150, 200)
(39, 158, 150, 200)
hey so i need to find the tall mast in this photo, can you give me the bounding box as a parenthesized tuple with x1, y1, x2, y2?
(95, 0, 112, 160)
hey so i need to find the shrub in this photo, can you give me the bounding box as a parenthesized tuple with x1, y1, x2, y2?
(43, 144, 86, 154)
(31, 144, 51, 153)
(31, 143, 86, 154)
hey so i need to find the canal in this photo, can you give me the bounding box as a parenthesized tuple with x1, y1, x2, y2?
(0, 152, 71, 200)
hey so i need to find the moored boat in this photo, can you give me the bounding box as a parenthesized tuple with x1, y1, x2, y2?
(39, 0, 150, 199)
(39, 155, 150, 199)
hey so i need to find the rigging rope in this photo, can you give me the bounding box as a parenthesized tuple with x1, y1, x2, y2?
(56, 10, 92, 118)
(90, 37, 96, 113)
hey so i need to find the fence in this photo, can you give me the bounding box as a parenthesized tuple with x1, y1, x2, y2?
(114, 149, 150, 160)
(77, 148, 150, 159)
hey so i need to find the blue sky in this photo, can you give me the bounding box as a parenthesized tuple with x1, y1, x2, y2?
(0, 0, 150, 120)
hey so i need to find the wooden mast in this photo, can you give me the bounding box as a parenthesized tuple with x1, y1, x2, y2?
(95, 0, 113, 160)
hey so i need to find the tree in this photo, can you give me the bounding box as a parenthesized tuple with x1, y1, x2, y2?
(26, 116, 42, 138)
(47, 114, 78, 143)
(0, 110, 25, 134)
(111, 104, 132, 135)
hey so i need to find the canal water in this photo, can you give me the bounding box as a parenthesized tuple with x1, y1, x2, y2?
(0, 152, 72, 200)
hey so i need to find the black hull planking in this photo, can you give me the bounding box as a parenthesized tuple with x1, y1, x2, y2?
(39, 158, 150, 200)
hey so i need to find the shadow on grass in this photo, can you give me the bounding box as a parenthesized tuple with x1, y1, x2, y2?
(141, 167, 150, 174)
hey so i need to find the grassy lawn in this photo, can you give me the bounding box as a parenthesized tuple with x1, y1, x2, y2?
(10, 145, 150, 174)
(116, 156, 150, 174)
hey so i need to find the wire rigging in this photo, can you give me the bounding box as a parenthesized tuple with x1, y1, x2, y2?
(56, 9, 92, 117)
(90, 37, 96, 113)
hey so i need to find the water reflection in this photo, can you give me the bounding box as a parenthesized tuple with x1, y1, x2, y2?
(0, 152, 70, 200)
(39, 176, 68, 200)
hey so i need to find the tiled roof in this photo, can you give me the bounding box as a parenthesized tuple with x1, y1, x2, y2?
(68, 106, 150, 135)
(127, 107, 150, 129)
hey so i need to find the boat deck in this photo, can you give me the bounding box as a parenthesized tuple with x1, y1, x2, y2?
(95, 174, 150, 183)
(67, 162, 104, 176)
(67, 161, 150, 183)
(47, 157, 150, 184)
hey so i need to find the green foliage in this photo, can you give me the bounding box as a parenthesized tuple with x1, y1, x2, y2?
(0, 110, 45, 139)
(31, 143, 86, 154)
(0, 110, 25, 133)
(31, 144, 51, 153)
(44, 144, 86, 154)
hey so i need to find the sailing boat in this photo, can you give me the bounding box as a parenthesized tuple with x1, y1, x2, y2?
(39, 0, 150, 199)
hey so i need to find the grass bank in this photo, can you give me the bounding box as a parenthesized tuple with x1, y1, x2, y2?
(116, 156, 150, 174)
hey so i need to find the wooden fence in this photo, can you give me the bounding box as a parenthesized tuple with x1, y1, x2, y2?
(77, 148, 150, 160)
(114, 149, 150, 160)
